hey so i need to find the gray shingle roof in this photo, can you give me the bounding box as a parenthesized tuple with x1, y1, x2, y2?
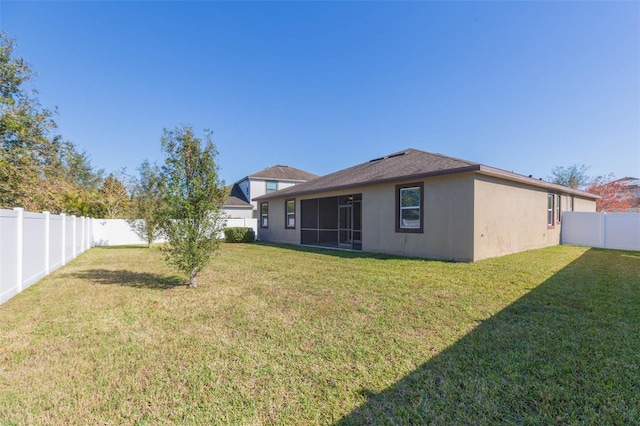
(248, 165, 318, 182)
(253, 148, 599, 201)
(224, 184, 252, 207)
(254, 149, 477, 200)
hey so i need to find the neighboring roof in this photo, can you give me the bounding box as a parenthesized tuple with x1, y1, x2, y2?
(224, 184, 252, 208)
(254, 148, 599, 201)
(246, 165, 318, 182)
(615, 177, 640, 187)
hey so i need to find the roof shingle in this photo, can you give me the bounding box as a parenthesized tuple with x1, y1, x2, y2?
(224, 183, 252, 207)
(247, 165, 318, 182)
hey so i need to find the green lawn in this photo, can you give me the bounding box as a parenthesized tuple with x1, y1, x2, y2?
(0, 243, 638, 425)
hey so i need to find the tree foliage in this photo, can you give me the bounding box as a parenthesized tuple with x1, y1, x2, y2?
(587, 174, 633, 212)
(548, 164, 590, 189)
(159, 125, 228, 287)
(128, 160, 164, 248)
(100, 172, 131, 219)
(0, 31, 105, 215)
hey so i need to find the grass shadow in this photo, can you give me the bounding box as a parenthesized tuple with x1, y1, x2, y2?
(336, 248, 640, 424)
(71, 269, 185, 289)
(91, 244, 151, 250)
(254, 242, 451, 262)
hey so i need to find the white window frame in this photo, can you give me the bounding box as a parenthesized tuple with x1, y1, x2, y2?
(266, 181, 278, 193)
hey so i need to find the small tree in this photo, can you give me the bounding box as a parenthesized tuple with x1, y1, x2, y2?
(159, 125, 228, 287)
(588, 174, 633, 212)
(128, 160, 164, 248)
(101, 172, 130, 218)
(548, 164, 590, 189)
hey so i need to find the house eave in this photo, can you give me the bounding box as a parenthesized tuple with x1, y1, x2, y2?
(476, 166, 600, 199)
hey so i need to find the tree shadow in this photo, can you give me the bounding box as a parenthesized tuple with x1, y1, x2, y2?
(336, 248, 640, 425)
(72, 269, 185, 289)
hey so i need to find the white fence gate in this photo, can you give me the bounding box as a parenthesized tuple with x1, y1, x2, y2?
(561, 212, 640, 251)
(0, 208, 92, 305)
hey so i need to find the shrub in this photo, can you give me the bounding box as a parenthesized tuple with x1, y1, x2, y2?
(224, 227, 255, 243)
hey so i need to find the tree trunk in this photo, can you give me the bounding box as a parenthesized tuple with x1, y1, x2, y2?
(189, 269, 198, 288)
(147, 241, 153, 249)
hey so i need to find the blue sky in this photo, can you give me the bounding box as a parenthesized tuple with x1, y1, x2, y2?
(1, 1, 638, 185)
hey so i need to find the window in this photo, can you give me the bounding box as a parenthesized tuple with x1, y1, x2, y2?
(556, 194, 562, 223)
(266, 181, 278, 193)
(396, 182, 424, 233)
(570, 196, 575, 212)
(260, 202, 269, 228)
(285, 199, 296, 229)
(547, 193, 555, 228)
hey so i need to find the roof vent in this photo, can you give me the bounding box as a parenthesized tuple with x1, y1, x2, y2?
(369, 151, 407, 162)
(387, 152, 407, 159)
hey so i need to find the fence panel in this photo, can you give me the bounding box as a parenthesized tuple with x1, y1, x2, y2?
(92, 219, 159, 246)
(64, 215, 75, 263)
(92, 218, 258, 246)
(22, 211, 47, 288)
(75, 216, 84, 255)
(49, 214, 64, 272)
(562, 212, 640, 251)
(0, 209, 20, 304)
(604, 213, 640, 251)
(0, 209, 92, 305)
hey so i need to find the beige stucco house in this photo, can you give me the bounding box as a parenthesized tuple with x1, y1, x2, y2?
(223, 165, 318, 219)
(253, 149, 598, 261)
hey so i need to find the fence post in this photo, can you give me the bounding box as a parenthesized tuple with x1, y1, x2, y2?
(61, 213, 66, 266)
(43, 211, 50, 275)
(13, 207, 23, 293)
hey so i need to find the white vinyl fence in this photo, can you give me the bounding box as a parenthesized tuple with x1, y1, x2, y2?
(1, 210, 258, 305)
(561, 212, 640, 251)
(92, 218, 258, 246)
(224, 218, 258, 236)
(0, 208, 92, 305)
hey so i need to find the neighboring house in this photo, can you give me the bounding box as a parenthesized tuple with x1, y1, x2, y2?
(615, 177, 640, 213)
(253, 148, 598, 262)
(223, 165, 318, 219)
(222, 183, 254, 219)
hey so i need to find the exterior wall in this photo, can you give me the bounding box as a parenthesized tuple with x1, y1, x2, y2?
(472, 175, 596, 261)
(258, 173, 476, 261)
(249, 179, 264, 211)
(248, 179, 297, 211)
(257, 173, 597, 262)
(279, 182, 296, 191)
(256, 198, 299, 245)
(222, 206, 254, 219)
(362, 174, 475, 261)
(239, 179, 250, 202)
(573, 196, 596, 212)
